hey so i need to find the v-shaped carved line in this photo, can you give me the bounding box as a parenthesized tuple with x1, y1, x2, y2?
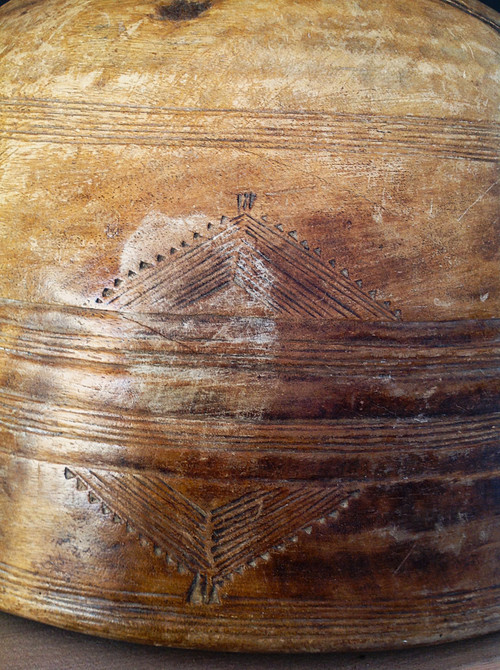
(103, 214, 398, 321)
(65, 467, 360, 604)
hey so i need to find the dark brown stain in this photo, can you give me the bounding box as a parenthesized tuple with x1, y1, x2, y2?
(156, 0, 212, 21)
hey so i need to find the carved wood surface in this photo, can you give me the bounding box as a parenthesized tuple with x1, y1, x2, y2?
(0, 0, 498, 653)
(1, 613, 500, 670)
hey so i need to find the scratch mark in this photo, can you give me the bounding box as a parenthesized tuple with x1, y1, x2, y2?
(457, 180, 498, 223)
(120, 312, 197, 353)
(394, 541, 417, 575)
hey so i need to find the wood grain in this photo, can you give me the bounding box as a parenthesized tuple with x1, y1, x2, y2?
(0, 0, 498, 653)
(1, 613, 499, 670)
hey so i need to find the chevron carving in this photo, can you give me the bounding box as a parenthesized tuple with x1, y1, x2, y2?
(64, 467, 360, 604)
(99, 213, 398, 321)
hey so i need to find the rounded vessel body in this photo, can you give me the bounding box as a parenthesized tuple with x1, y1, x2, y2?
(0, 0, 498, 652)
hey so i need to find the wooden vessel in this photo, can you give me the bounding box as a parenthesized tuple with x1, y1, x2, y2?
(0, 0, 498, 652)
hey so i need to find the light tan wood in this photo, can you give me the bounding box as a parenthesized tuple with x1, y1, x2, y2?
(0, 0, 498, 653)
(0, 0, 499, 321)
